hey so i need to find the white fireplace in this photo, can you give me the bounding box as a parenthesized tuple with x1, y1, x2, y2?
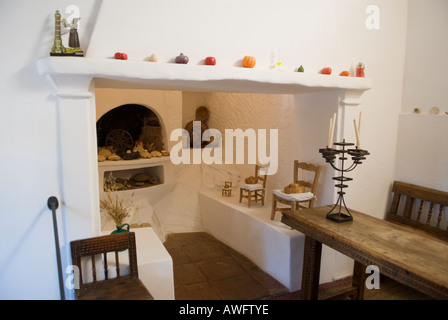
(36, 56, 371, 232)
(37, 56, 371, 297)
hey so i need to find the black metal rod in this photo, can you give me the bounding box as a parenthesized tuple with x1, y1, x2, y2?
(47, 196, 65, 300)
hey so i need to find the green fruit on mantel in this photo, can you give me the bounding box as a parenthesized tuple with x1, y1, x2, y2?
(297, 65, 304, 72)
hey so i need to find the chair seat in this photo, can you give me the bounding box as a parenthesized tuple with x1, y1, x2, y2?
(240, 183, 264, 191)
(76, 277, 153, 300)
(273, 190, 315, 202)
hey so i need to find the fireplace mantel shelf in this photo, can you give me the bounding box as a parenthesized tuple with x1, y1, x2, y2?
(37, 57, 372, 96)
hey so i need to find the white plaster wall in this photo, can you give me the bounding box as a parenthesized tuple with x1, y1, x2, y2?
(401, 0, 448, 115)
(395, 115, 448, 191)
(0, 0, 102, 300)
(0, 0, 412, 299)
(396, 0, 448, 192)
(182, 92, 296, 194)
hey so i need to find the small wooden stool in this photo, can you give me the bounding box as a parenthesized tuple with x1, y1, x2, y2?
(222, 181, 232, 197)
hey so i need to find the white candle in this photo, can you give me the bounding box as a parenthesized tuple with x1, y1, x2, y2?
(327, 113, 337, 148)
(353, 119, 361, 148)
(331, 112, 336, 144)
(327, 116, 333, 148)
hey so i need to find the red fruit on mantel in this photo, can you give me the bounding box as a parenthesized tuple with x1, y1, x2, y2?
(321, 67, 332, 75)
(205, 57, 216, 65)
(114, 52, 128, 60)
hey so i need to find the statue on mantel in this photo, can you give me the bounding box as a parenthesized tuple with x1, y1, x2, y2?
(62, 16, 81, 49)
(50, 11, 66, 55)
(50, 10, 84, 56)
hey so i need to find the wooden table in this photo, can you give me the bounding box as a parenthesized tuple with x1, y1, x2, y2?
(281, 206, 448, 300)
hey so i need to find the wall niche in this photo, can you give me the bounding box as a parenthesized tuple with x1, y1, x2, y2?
(96, 104, 164, 158)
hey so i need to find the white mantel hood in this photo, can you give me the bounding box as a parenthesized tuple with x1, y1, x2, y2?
(37, 57, 371, 97)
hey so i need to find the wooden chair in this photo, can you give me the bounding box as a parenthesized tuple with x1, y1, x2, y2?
(70, 232, 153, 300)
(271, 161, 321, 220)
(385, 180, 448, 242)
(239, 165, 269, 207)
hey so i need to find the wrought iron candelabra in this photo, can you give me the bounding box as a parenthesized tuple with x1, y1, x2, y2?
(319, 140, 370, 223)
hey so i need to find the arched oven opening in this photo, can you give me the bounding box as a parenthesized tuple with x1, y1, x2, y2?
(96, 104, 166, 159)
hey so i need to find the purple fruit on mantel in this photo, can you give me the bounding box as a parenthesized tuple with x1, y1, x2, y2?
(175, 53, 189, 64)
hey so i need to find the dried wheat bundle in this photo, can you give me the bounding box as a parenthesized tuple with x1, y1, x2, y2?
(100, 192, 134, 226)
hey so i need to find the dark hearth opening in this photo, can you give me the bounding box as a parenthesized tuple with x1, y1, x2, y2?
(96, 104, 164, 157)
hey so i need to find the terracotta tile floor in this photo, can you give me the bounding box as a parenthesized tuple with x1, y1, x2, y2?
(163, 232, 289, 300)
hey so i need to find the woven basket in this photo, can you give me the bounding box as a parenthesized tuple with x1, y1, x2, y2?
(284, 183, 306, 194)
(245, 176, 258, 184)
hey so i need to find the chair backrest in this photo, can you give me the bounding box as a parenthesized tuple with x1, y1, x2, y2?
(294, 161, 321, 196)
(255, 164, 269, 188)
(386, 181, 448, 242)
(70, 232, 139, 288)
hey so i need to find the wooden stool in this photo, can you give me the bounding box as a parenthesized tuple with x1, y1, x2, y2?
(222, 181, 232, 197)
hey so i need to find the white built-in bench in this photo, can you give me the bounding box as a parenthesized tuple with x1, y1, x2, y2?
(199, 189, 305, 291)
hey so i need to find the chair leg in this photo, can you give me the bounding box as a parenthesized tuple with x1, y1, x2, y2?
(247, 190, 251, 207)
(271, 196, 276, 220)
(239, 188, 243, 203)
(261, 190, 265, 206)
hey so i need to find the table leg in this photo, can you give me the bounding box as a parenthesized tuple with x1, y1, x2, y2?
(301, 235, 322, 300)
(352, 261, 367, 300)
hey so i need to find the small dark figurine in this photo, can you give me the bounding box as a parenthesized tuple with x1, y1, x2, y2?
(62, 17, 83, 56)
(65, 19, 81, 48)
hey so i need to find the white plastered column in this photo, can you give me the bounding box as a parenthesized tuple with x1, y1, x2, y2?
(45, 72, 101, 243)
(336, 89, 365, 144)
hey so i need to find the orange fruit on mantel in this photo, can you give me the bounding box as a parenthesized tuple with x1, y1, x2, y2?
(243, 56, 256, 68)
